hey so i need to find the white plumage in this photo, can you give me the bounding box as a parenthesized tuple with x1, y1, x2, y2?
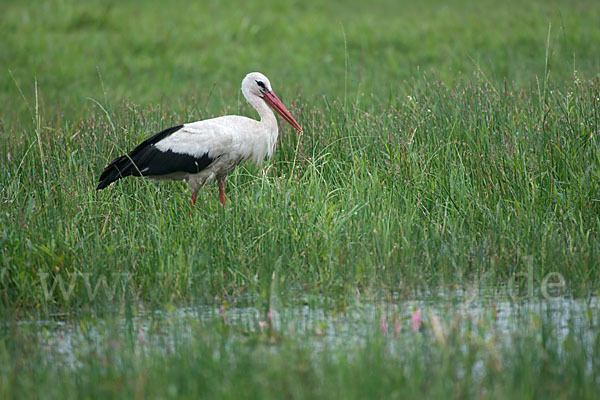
(96, 72, 302, 206)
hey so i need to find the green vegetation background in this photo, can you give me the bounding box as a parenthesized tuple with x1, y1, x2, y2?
(2, 0, 599, 121)
(1, 0, 600, 398)
(1, 0, 599, 308)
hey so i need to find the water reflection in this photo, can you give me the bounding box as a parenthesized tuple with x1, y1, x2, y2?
(7, 292, 600, 367)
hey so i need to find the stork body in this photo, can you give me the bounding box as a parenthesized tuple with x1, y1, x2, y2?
(96, 72, 302, 205)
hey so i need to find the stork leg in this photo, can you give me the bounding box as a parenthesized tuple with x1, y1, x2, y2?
(218, 181, 226, 206)
(188, 190, 199, 216)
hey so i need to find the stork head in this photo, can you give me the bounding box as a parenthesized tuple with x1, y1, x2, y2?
(242, 72, 303, 132)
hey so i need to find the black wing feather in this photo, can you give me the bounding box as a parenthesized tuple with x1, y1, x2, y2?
(96, 124, 213, 190)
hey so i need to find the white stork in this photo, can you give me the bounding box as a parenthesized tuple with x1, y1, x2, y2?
(96, 72, 302, 206)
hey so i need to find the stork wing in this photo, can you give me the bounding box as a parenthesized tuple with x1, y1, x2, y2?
(97, 116, 260, 190)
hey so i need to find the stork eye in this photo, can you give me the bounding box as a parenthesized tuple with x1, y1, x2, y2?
(256, 80, 267, 91)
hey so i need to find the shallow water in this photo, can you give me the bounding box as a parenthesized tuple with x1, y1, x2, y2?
(7, 291, 600, 368)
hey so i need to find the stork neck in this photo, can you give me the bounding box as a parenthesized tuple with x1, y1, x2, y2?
(248, 94, 278, 130)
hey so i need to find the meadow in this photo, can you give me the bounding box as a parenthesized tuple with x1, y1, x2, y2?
(1, 0, 600, 398)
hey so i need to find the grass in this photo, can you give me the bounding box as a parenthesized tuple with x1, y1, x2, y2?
(1, 0, 600, 397)
(2, 0, 600, 122)
(2, 73, 599, 310)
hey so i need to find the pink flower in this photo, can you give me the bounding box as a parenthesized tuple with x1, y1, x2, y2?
(380, 313, 388, 334)
(411, 309, 421, 332)
(267, 306, 273, 323)
(258, 320, 268, 329)
(394, 315, 401, 336)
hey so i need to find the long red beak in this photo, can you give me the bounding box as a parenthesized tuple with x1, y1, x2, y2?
(262, 91, 303, 133)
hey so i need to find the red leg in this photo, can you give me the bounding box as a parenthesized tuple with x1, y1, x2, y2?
(218, 181, 226, 206)
(189, 190, 199, 215)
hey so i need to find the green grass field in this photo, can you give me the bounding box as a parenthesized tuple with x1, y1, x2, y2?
(1, 0, 600, 398)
